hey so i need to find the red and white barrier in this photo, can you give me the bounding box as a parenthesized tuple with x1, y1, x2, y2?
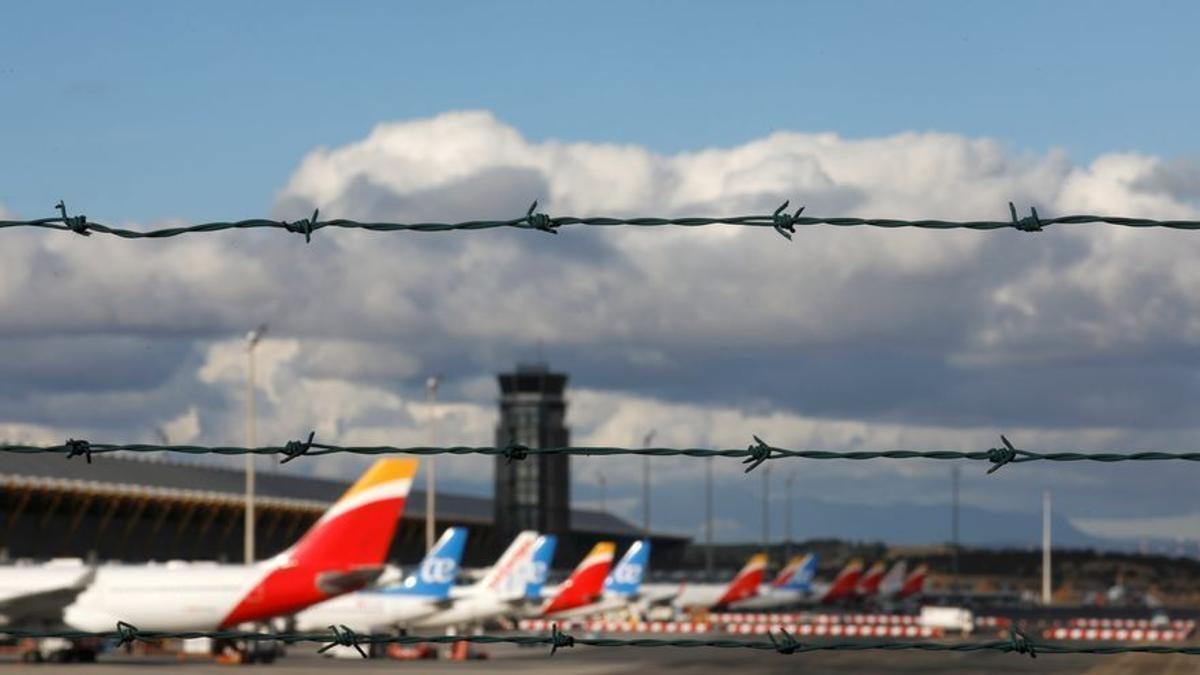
(518, 619, 710, 634)
(710, 612, 919, 626)
(1065, 617, 1195, 631)
(516, 619, 942, 639)
(974, 616, 1012, 629)
(724, 623, 941, 638)
(1043, 627, 1191, 642)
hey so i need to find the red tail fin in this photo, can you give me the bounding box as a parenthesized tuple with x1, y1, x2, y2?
(898, 564, 928, 598)
(714, 553, 767, 606)
(855, 561, 887, 596)
(542, 542, 615, 616)
(220, 459, 417, 627)
(287, 458, 418, 571)
(821, 559, 864, 602)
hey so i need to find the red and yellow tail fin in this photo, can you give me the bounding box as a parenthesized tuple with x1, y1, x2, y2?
(288, 458, 419, 570)
(542, 542, 615, 616)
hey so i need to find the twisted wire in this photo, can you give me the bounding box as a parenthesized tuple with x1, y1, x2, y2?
(6, 201, 1200, 240)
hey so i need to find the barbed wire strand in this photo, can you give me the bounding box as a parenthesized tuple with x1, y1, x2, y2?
(5, 201, 1200, 242)
(5, 623, 1199, 658)
(8, 435, 1200, 475)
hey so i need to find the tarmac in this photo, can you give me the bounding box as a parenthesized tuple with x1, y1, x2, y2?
(3, 640, 1200, 674)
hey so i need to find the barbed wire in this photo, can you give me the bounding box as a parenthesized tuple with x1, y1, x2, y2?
(7, 434, 1200, 475)
(4, 201, 1200, 242)
(4, 622, 1200, 658)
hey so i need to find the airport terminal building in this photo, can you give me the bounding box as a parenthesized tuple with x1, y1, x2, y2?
(0, 363, 689, 570)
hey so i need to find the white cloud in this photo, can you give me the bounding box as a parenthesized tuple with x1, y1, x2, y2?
(5, 115, 1200, 541)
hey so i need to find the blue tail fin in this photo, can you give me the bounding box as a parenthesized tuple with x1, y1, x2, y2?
(523, 534, 558, 600)
(386, 527, 468, 598)
(603, 539, 650, 598)
(782, 553, 818, 591)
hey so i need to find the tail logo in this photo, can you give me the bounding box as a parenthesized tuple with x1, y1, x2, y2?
(611, 562, 643, 586)
(419, 557, 458, 585)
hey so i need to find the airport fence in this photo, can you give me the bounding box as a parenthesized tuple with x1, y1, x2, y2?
(4, 201, 1200, 660)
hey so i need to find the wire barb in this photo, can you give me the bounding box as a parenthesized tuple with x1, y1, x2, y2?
(280, 431, 316, 464)
(318, 624, 367, 658)
(64, 438, 92, 464)
(1008, 624, 1037, 659)
(115, 621, 145, 649)
(281, 209, 319, 243)
(769, 627, 802, 655)
(503, 442, 530, 464)
(986, 435, 1018, 475)
(1009, 202, 1043, 232)
(524, 201, 558, 234)
(549, 623, 575, 656)
(771, 200, 805, 240)
(743, 435, 774, 473)
(55, 200, 90, 236)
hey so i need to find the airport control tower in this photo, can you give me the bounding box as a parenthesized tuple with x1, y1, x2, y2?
(494, 362, 571, 539)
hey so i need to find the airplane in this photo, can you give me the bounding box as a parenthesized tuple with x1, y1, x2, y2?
(895, 563, 927, 599)
(854, 561, 888, 597)
(644, 553, 768, 610)
(723, 553, 818, 610)
(538, 542, 616, 617)
(522, 535, 558, 601)
(63, 458, 418, 633)
(875, 560, 908, 599)
(407, 531, 542, 629)
(292, 526, 468, 633)
(731, 557, 865, 609)
(540, 540, 648, 620)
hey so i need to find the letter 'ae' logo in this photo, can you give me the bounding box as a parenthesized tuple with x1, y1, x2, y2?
(612, 562, 642, 586)
(420, 557, 456, 584)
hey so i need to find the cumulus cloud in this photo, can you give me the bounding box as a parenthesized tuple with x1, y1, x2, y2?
(3, 113, 1200, 543)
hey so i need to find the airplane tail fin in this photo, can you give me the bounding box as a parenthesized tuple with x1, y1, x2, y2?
(542, 542, 616, 615)
(524, 535, 559, 600)
(879, 560, 908, 597)
(386, 527, 468, 599)
(822, 559, 865, 601)
(855, 561, 888, 596)
(898, 564, 928, 598)
(714, 553, 768, 606)
(286, 458, 418, 573)
(479, 531, 540, 599)
(603, 540, 650, 598)
(776, 553, 818, 591)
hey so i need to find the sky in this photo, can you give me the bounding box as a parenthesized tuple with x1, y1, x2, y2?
(2, 1, 1200, 548)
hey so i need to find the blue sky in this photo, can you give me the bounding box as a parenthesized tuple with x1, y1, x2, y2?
(2, 1, 1197, 222)
(4, 2, 1200, 547)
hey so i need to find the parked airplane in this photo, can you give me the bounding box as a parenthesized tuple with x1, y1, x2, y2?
(540, 542, 617, 617)
(645, 553, 768, 610)
(292, 526, 468, 633)
(855, 561, 888, 597)
(725, 553, 818, 610)
(64, 458, 418, 632)
(541, 540, 648, 619)
(408, 531, 541, 629)
(521, 535, 558, 601)
(876, 560, 908, 599)
(896, 563, 927, 599)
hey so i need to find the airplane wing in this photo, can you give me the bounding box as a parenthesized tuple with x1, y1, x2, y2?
(0, 566, 96, 626)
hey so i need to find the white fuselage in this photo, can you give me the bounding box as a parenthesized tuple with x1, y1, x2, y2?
(64, 564, 263, 632)
(408, 590, 517, 629)
(541, 593, 632, 620)
(642, 582, 730, 610)
(293, 591, 443, 633)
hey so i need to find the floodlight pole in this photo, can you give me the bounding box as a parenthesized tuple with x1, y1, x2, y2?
(244, 324, 266, 564)
(426, 376, 440, 552)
